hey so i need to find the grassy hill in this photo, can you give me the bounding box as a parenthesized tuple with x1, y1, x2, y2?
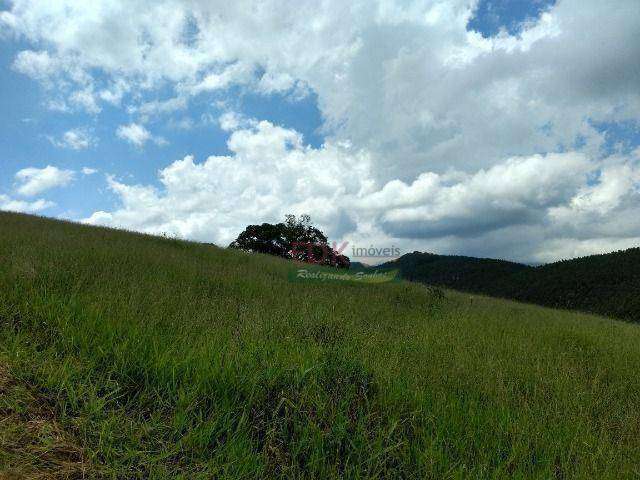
(379, 250, 640, 322)
(1, 212, 640, 479)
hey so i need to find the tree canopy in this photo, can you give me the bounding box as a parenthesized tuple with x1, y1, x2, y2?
(229, 215, 350, 268)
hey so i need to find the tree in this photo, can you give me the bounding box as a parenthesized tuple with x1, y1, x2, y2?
(229, 215, 350, 268)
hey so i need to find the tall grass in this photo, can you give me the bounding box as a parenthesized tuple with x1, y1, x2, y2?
(1, 211, 639, 478)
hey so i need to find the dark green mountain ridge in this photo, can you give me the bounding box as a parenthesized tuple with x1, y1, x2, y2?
(376, 249, 640, 321)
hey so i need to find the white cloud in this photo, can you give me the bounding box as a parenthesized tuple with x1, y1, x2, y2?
(116, 123, 150, 147)
(168, 117, 194, 130)
(12, 50, 58, 82)
(533, 236, 640, 264)
(0, 194, 55, 213)
(3, 0, 637, 170)
(218, 111, 257, 132)
(46, 98, 71, 113)
(184, 62, 254, 96)
(3, 0, 640, 261)
(84, 121, 640, 263)
(98, 79, 129, 105)
(84, 121, 370, 242)
(362, 152, 593, 239)
(116, 123, 167, 148)
(69, 87, 101, 114)
(15, 166, 75, 197)
(257, 71, 297, 95)
(82, 167, 98, 175)
(12, 49, 96, 112)
(48, 127, 95, 150)
(132, 96, 188, 119)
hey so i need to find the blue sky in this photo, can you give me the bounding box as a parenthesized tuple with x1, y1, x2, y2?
(0, 41, 325, 219)
(1, 0, 639, 263)
(467, 0, 556, 36)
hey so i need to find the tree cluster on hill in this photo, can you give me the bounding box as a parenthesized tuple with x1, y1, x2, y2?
(229, 214, 350, 268)
(377, 249, 640, 322)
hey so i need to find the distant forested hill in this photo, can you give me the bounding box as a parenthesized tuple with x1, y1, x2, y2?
(378, 249, 640, 322)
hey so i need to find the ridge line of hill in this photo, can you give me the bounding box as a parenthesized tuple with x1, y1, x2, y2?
(373, 249, 640, 322)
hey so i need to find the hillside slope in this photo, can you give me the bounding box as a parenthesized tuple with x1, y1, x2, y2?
(379, 249, 640, 321)
(1, 212, 640, 479)
(378, 252, 529, 290)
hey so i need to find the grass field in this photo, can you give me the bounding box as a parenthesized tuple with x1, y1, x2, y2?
(1, 211, 640, 479)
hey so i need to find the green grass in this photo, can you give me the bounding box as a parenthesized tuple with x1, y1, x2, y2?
(1, 211, 639, 479)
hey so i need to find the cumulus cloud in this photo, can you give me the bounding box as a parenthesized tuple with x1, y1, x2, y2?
(12, 50, 58, 82)
(184, 62, 254, 96)
(2, 0, 637, 168)
(14, 166, 75, 196)
(85, 121, 370, 242)
(69, 88, 101, 114)
(12, 49, 97, 113)
(84, 121, 640, 263)
(98, 79, 129, 105)
(364, 153, 592, 239)
(3, 0, 640, 261)
(116, 123, 167, 148)
(48, 127, 95, 150)
(218, 111, 257, 132)
(0, 194, 55, 213)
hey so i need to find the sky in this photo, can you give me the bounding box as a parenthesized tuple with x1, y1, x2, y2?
(0, 0, 639, 264)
